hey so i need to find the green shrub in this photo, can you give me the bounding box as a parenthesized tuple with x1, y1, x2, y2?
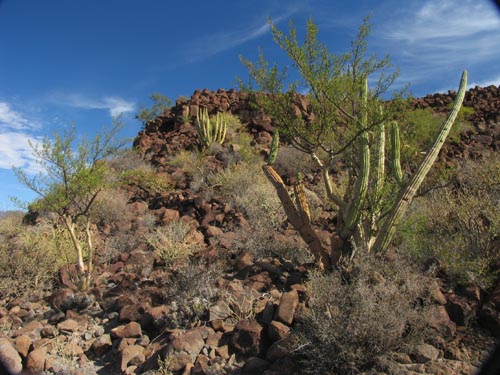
(295, 255, 433, 374)
(399, 154, 500, 288)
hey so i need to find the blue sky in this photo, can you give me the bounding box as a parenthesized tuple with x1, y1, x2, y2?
(1, 0, 499, 210)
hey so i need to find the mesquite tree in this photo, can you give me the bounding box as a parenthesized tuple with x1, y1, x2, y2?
(242, 18, 467, 268)
(13, 120, 125, 290)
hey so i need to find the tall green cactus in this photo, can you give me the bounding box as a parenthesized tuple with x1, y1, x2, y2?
(262, 71, 467, 268)
(372, 70, 468, 254)
(268, 130, 280, 164)
(196, 107, 227, 148)
(390, 121, 403, 185)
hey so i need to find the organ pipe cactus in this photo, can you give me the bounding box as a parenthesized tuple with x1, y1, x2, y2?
(196, 107, 227, 148)
(390, 121, 404, 185)
(262, 71, 468, 269)
(268, 130, 280, 164)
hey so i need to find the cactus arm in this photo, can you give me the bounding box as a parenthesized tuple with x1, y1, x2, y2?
(374, 107, 385, 198)
(372, 70, 467, 254)
(262, 164, 331, 268)
(196, 108, 227, 148)
(341, 77, 370, 237)
(268, 130, 280, 164)
(390, 121, 403, 185)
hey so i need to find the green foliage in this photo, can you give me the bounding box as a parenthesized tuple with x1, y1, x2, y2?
(12, 119, 126, 289)
(399, 155, 500, 288)
(136, 93, 173, 126)
(241, 16, 467, 265)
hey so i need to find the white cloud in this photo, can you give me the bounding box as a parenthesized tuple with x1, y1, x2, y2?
(0, 131, 42, 174)
(380, 0, 500, 87)
(0, 101, 39, 131)
(0, 101, 43, 173)
(467, 75, 500, 89)
(50, 94, 136, 117)
(184, 10, 297, 63)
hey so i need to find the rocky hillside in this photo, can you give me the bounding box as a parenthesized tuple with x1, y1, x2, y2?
(0, 86, 499, 375)
(135, 86, 500, 166)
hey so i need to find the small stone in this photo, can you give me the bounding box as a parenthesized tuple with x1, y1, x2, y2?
(57, 318, 80, 333)
(120, 345, 145, 372)
(92, 334, 112, 356)
(206, 225, 224, 237)
(230, 318, 266, 357)
(111, 321, 142, 339)
(412, 343, 440, 363)
(26, 346, 47, 373)
(0, 338, 22, 375)
(14, 335, 31, 358)
(267, 321, 290, 342)
(276, 290, 299, 325)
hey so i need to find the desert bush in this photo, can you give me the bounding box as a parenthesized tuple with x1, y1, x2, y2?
(92, 188, 131, 226)
(207, 161, 285, 228)
(145, 220, 201, 266)
(274, 145, 317, 176)
(107, 148, 153, 173)
(120, 167, 171, 195)
(160, 259, 220, 329)
(0, 223, 76, 299)
(399, 155, 500, 288)
(295, 255, 433, 374)
(231, 227, 313, 264)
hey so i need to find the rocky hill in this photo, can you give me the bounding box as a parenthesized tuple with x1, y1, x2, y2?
(0, 86, 499, 375)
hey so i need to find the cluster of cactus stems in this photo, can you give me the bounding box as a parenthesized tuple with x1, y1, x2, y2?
(263, 71, 467, 269)
(196, 107, 227, 148)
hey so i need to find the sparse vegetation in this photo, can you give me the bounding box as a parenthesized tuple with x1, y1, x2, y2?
(295, 255, 433, 374)
(136, 93, 173, 126)
(399, 154, 500, 288)
(145, 220, 201, 265)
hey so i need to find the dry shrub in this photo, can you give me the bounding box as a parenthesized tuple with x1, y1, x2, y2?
(159, 259, 220, 329)
(207, 161, 285, 228)
(92, 188, 131, 226)
(107, 148, 152, 173)
(0, 222, 76, 299)
(295, 255, 433, 374)
(399, 154, 500, 288)
(274, 145, 317, 175)
(232, 227, 313, 264)
(145, 220, 201, 266)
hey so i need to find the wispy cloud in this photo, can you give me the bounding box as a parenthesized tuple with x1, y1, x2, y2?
(0, 101, 42, 173)
(50, 94, 136, 117)
(183, 9, 298, 63)
(380, 0, 500, 90)
(0, 132, 42, 173)
(0, 102, 40, 131)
